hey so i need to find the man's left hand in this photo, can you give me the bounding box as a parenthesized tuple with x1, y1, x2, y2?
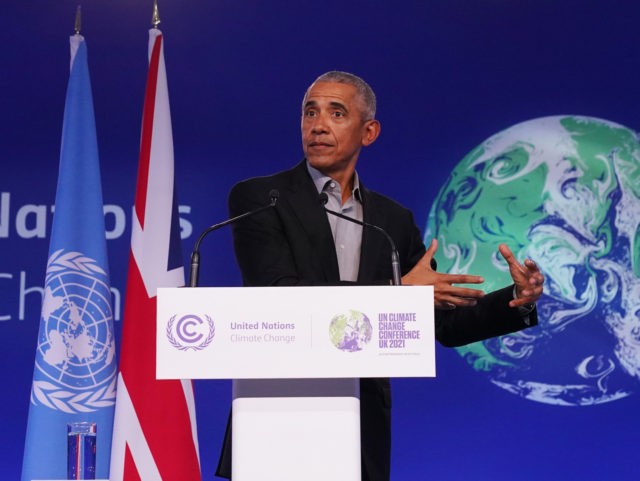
(498, 244, 545, 308)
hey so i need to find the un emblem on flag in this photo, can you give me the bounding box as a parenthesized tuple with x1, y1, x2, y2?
(32, 250, 116, 413)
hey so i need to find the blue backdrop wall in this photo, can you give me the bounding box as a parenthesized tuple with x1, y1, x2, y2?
(2, 1, 639, 480)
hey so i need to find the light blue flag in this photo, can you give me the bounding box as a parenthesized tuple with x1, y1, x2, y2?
(21, 34, 116, 481)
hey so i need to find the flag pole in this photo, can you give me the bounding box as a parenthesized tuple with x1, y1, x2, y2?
(152, 0, 161, 29)
(74, 5, 82, 34)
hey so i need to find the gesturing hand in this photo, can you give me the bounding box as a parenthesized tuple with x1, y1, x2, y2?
(402, 239, 485, 310)
(498, 244, 545, 308)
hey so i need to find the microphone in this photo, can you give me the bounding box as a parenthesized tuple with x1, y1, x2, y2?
(188, 189, 279, 287)
(318, 192, 402, 286)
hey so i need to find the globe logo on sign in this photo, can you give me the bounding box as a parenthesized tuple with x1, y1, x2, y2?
(425, 116, 640, 406)
(166, 314, 215, 351)
(329, 310, 373, 352)
(32, 250, 116, 413)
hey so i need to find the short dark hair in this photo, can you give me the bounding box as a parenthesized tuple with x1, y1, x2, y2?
(305, 71, 377, 121)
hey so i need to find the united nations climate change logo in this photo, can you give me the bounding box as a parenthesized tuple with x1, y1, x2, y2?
(329, 310, 373, 352)
(426, 116, 640, 406)
(166, 314, 215, 351)
(33, 250, 116, 413)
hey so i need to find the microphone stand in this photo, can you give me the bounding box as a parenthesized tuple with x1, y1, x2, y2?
(319, 193, 402, 286)
(188, 190, 279, 287)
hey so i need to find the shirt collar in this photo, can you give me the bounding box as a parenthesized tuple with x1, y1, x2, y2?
(306, 161, 362, 202)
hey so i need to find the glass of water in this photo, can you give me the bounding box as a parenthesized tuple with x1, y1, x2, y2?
(67, 422, 97, 480)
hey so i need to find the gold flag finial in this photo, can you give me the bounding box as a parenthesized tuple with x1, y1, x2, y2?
(151, 0, 161, 29)
(74, 5, 82, 35)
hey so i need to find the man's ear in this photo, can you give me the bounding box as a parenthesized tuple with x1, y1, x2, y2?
(362, 120, 381, 147)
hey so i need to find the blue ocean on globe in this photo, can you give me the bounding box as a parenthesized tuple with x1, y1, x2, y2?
(425, 116, 640, 406)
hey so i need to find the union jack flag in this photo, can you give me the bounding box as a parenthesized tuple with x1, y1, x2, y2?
(109, 28, 201, 481)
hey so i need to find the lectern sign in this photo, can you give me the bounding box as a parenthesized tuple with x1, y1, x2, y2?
(157, 286, 435, 379)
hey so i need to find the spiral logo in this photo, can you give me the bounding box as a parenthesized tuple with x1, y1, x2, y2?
(166, 314, 215, 351)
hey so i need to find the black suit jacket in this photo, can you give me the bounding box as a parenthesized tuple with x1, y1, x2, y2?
(217, 160, 537, 481)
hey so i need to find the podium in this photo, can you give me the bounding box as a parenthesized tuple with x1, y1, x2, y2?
(157, 286, 435, 481)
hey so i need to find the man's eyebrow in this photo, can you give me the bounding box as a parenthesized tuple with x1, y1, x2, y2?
(303, 100, 348, 111)
(329, 101, 348, 111)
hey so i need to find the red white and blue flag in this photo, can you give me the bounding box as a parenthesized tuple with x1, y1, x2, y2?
(109, 28, 201, 481)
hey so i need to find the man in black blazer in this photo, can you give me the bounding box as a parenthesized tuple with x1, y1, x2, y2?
(217, 71, 544, 481)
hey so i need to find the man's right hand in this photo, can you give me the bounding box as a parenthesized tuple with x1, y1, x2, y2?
(401, 239, 485, 310)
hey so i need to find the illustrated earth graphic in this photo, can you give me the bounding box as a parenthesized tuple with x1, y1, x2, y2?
(425, 116, 640, 406)
(329, 310, 373, 352)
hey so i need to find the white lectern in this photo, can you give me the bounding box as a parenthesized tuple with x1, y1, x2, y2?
(157, 286, 435, 481)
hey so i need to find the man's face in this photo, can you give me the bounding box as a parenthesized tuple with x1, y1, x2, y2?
(301, 81, 378, 177)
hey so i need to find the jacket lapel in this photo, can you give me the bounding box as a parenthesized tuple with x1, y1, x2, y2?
(358, 185, 388, 283)
(284, 161, 340, 281)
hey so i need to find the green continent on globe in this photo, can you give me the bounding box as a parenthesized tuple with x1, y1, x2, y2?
(329, 314, 349, 347)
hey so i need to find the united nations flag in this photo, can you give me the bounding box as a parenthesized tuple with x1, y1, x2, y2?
(21, 33, 116, 481)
